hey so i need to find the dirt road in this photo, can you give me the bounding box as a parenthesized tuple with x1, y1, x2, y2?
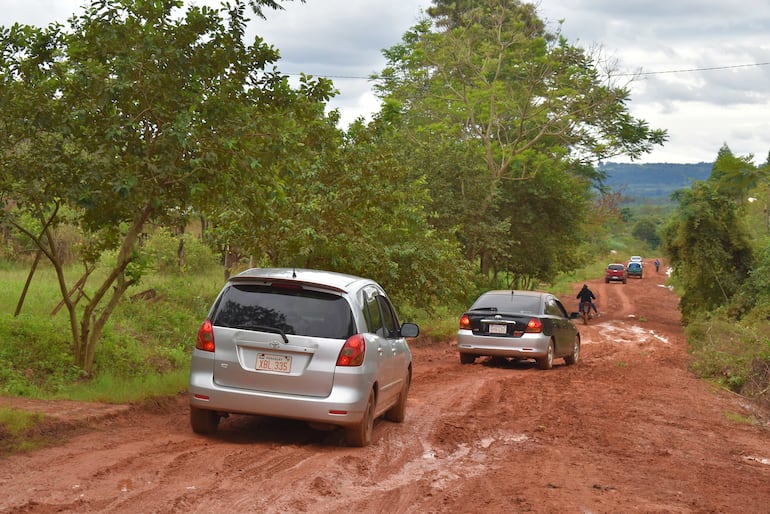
(2, 260, 769, 513)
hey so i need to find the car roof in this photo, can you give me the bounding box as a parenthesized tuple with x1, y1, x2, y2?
(230, 268, 372, 294)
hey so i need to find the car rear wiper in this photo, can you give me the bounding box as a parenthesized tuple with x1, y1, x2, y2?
(231, 324, 289, 344)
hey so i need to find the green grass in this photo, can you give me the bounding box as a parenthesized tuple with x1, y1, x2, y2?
(1, 261, 223, 400)
(54, 368, 190, 403)
(0, 406, 49, 454)
(724, 411, 755, 425)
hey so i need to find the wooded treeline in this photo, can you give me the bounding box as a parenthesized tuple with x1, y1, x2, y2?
(0, 0, 669, 372)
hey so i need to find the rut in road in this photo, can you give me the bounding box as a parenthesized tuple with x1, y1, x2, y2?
(1, 258, 769, 513)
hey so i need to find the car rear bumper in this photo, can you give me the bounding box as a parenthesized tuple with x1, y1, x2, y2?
(456, 330, 550, 359)
(189, 365, 373, 428)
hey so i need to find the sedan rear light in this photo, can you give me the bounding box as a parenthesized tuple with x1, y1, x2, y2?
(459, 314, 471, 330)
(196, 319, 215, 352)
(525, 318, 543, 333)
(337, 334, 366, 366)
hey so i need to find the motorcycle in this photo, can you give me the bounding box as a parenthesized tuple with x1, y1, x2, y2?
(579, 300, 593, 325)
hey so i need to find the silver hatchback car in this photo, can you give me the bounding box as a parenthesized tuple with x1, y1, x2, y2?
(189, 268, 419, 446)
(457, 290, 580, 369)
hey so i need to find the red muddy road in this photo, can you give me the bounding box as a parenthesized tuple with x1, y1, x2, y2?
(1, 259, 769, 513)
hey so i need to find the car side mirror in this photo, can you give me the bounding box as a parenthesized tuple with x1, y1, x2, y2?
(400, 322, 420, 338)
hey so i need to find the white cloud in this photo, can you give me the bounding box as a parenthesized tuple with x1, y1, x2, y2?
(2, 0, 769, 164)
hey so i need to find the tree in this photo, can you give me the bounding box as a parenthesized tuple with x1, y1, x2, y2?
(0, 0, 327, 374)
(710, 144, 767, 202)
(631, 217, 661, 249)
(373, 0, 666, 281)
(661, 181, 753, 321)
(209, 107, 475, 309)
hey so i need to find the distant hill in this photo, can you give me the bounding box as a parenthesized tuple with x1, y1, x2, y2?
(599, 162, 712, 202)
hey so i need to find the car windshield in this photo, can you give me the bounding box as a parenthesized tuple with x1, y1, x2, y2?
(470, 293, 541, 314)
(212, 284, 355, 339)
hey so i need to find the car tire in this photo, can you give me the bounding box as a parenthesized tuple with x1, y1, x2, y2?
(459, 353, 476, 364)
(190, 406, 220, 434)
(385, 370, 410, 423)
(605, 279, 609, 284)
(564, 335, 580, 365)
(346, 390, 375, 447)
(537, 341, 554, 370)
(623, 278, 627, 284)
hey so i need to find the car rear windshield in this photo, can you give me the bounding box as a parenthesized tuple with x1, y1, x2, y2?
(608, 265, 625, 270)
(471, 294, 540, 314)
(212, 284, 356, 339)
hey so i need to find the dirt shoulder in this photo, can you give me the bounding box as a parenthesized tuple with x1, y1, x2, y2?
(1, 259, 769, 513)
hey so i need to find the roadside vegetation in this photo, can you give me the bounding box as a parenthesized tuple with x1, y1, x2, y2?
(662, 146, 770, 403)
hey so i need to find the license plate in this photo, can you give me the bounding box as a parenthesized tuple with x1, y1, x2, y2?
(488, 324, 507, 334)
(256, 353, 292, 373)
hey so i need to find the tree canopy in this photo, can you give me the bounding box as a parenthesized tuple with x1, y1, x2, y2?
(1, 0, 671, 373)
(0, 0, 327, 373)
(373, 0, 667, 282)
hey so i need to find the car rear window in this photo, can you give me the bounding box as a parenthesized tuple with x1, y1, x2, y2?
(471, 294, 541, 314)
(212, 284, 355, 339)
(608, 265, 625, 270)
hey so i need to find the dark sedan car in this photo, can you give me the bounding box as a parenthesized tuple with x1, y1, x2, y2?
(456, 290, 581, 370)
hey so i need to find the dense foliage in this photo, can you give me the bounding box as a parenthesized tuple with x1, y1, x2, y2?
(0, 0, 330, 373)
(1, 0, 666, 377)
(661, 145, 770, 403)
(372, 0, 666, 281)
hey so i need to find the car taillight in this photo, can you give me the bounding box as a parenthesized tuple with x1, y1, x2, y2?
(337, 334, 365, 366)
(525, 318, 543, 333)
(459, 314, 471, 330)
(196, 319, 215, 352)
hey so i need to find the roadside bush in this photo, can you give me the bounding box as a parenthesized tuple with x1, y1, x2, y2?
(0, 315, 84, 396)
(1, 263, 222, 399)
(686, 312, 769, 401)
(142, 228, 218, 274)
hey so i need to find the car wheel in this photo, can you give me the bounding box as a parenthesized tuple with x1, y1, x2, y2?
(346, 390, 375, 447)
(605, 279, 609, 284)
(537, 341, 554, 370)
(623, 278, 627, 284)
(564, 335, 580, 365)
(459, 353, 476, 364)
(385, 370, 410, 423)
(190, 406, 220, 434)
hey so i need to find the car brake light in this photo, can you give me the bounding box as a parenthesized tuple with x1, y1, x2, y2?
(525, 318, 543, 333)
(459, 314, 471, 330)
(337, 334, 366, 366)
(196, 319, 215, 352)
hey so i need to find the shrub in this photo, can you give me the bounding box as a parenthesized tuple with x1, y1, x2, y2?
(686, 312, 769, 402)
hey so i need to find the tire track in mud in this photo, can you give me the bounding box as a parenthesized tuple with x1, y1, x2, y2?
(2, 262, 769, 513)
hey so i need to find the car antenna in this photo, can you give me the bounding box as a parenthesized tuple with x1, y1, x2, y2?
(292, 260, 297, 279)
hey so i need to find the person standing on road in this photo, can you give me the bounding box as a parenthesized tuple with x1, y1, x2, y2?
(576, 284, 599, 316)
(654, 259, 661, 273)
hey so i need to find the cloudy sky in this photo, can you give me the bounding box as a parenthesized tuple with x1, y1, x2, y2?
(2, 0, 769, 164)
